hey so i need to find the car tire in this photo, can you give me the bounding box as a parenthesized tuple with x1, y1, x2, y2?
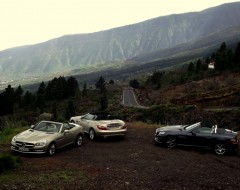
(89, 128, 96, 140)
(75, 134, 83, 147)
(47, 142, 56, 156)
(214, 143, 226, 155)
(165, 136, 176, 148)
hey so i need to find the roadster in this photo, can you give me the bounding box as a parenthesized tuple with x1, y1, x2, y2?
(155, 122, 239, 155)
(11, 121, 84, 156)
(70, 113, 127, 140)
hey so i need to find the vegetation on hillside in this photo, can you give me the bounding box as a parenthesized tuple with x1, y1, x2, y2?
(128, 42, 240, 130)
(0, 42, 240, 145)
(145, 42, 240, 90)
(0, 75, 119, 130)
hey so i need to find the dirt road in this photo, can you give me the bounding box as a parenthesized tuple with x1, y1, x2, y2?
(2, 123, 240, 190)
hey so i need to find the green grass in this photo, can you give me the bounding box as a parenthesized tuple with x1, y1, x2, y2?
(36, 169, 84, 183)
(0, 154, 21, 174)
(0, 126, 28, 145)
(0, 168, 86, 190)
(0, 172, 22, 183)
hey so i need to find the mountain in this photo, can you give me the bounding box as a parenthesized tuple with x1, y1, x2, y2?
(1, 2, 240, 83)
(130, 26, 240, 63)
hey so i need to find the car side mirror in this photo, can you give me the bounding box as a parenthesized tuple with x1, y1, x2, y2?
(64, 130, 69, 133)
(30, 125, 34, 129)
(191, 131, 197, 135)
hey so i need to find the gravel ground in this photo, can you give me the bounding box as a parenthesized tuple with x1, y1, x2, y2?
(1, 123, 240, 190)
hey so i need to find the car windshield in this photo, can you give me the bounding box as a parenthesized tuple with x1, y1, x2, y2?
(83, 114, 95, 120)
(184, 122, 201, 131)
(33, 121, 61, 133)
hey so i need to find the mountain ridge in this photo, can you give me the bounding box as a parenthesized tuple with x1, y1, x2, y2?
(1, 2, 240, 82)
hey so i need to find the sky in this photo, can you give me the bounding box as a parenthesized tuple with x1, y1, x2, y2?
(0, 0, 240, 51)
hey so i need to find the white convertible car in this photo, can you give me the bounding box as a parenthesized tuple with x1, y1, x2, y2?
(70, 113, 127, 140)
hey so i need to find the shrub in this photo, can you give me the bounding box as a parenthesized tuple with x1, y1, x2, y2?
(0, 154, 21, 174)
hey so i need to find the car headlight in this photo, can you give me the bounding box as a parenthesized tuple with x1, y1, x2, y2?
(11, 136, 16, 144)
(35, 139, 47, 147)
(157, 131, 165, 135)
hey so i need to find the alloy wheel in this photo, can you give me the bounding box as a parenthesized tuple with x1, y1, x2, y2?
(76, 135, 83, 146)
(89, 129, 95, 140)
(214, 143, 226, 155)
(166, 137, 176, 148)
(48, 143, 56, 156)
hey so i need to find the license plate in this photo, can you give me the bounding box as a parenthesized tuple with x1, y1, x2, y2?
(108, 126, 118, 128)
(19, 147, 29, 152)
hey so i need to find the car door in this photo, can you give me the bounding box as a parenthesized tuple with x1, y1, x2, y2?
(60, 123, 76, 146)
(189, 127, 213, 147)
(177, 130, 195, 146)
(79, 117, 90, 133)
(79, 114, 95, 133)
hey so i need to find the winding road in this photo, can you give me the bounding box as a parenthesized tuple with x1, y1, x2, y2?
(122, 87, 147, 108)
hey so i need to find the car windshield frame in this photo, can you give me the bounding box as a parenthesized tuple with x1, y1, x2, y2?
(184, 122, 201, 132)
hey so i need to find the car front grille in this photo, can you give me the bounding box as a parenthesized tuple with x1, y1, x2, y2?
(16, 141, 35, 148)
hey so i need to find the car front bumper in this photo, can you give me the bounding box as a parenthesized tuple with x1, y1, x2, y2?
(11, 145, 47, 154)
(154, 135, 165, 144)
(95, 129, 127, 138)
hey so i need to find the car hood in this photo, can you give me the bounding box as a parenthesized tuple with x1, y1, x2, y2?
(15, 129, 56, 142)
(156, 125, 185, 132)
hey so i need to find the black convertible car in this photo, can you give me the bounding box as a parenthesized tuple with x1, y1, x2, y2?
(155, 122, 239, 155)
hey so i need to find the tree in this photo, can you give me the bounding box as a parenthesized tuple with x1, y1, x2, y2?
(95, 76, 108, 110)
(36, 82, 46, 112)
(2, 85, 15, 114)
(100, 91, 108, 111)
(95, 76, 106, 92)
(215, 42, 230, 71)
(22, 91, 36, 111)
(37, 82, 46, 95)
(109, 79, 114, 84)
(82, 82, 87, 97)
(0, 93, 7, 116)
(129, 79, 139, 88)
(45, 76, 68, 100)
(65, 100, 76, 120)
(148, 71, 164, 88)
(196, 59, 202, 71)
(234, 42, 240, 69)
(14, 85, 23, 106)
(67, 76, 79, 96)
(188, 62, 194, 72)
(51, 101, 58, 121)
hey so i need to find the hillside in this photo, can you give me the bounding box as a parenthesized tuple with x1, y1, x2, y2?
(138, 72, 240, 109)
(1, 2, 240, 83)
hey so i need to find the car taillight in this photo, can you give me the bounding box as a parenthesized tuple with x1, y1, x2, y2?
(230, 138, 239, 145)
(97, 125, 107, 130)
(122, 125, 127, 129)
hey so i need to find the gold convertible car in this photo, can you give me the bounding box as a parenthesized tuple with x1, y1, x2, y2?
(70, 113, 127, 140)
(11, 121, 84, 156)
